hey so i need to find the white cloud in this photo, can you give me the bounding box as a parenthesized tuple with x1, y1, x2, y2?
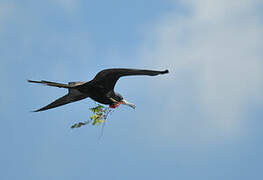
(138, 0, 263, 146)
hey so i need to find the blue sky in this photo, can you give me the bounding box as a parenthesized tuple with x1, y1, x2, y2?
(1, 0, 263, 179)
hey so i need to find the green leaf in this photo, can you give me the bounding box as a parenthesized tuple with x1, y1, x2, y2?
(90, 115, 97, 120)
(89, 105, 104, 113)
(71, 122, 87, 129)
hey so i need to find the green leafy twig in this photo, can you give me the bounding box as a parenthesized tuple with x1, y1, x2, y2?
(71, 105, 112, 129)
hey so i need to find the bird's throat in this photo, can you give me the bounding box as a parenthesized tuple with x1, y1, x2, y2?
(109, 102, 121, 109)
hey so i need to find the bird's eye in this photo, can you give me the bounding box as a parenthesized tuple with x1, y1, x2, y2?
(118, 95, 123, 101)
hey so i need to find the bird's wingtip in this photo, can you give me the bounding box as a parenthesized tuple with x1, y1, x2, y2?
(162, 69, 169, 74)
(30, 109, 41, 112)
(27, 79, 39, 83)
(30, 107, 44, 112)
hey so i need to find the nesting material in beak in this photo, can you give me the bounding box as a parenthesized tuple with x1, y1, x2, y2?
(120, 99, 136, 109)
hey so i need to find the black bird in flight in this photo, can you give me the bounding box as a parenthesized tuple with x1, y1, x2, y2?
(28, 68, 169, 112)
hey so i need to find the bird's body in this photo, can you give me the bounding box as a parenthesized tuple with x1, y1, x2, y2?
(28, 68, 169, 112)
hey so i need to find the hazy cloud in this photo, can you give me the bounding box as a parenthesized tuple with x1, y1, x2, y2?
(138, 0, 263, 146)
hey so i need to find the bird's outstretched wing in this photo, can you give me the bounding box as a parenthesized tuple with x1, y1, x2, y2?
(91, 68, 169, 90)
(33, 93, 87, 112)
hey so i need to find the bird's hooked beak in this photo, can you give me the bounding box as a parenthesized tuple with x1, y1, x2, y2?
(120, 99, 136, 109)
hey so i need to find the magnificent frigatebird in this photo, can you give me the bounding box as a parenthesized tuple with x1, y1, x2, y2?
(28, 68, 169, 112)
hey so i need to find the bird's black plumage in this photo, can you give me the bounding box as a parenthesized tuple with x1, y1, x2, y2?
(28, 68, 169, 112)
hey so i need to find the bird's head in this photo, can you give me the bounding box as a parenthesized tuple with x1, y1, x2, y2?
(109, 92, 136, 109)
